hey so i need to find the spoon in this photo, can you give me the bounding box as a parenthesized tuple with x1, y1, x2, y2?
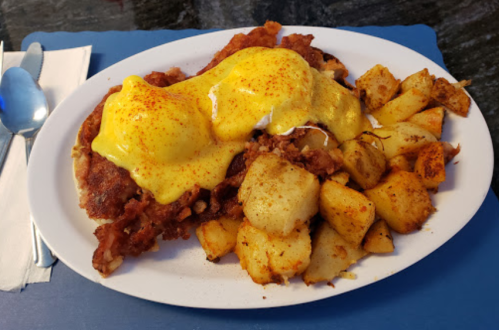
(0, 66, 57, 267)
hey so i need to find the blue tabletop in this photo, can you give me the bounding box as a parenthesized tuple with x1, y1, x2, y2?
(1, 25, 497, 329)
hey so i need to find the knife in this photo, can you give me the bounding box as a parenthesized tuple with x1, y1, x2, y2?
(20, 42, 43, 81)
(0, 42, 44, 173)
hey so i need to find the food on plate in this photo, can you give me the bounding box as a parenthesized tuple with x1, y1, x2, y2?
(296, 128, 339, 151)
(235, 220, 311, 284)
(339, 139, 387, 190)
(303, 221, 367, 285)
(91, 74, 244, 205)
(362, 122, 438, 159)
(238, 153, 320, 237)
(363, 171, 435, 234)
(431, 77, 471, 116)
(196, 216, 242, 262)
(387, 155, 413, 173)
(406, 106, 444, 139)
(371, 87, 429, 125)
(72, 21, 470, 286)
(91, 45, 362, 206)
(400, 68, 434, 98)
(362, 220, 394, 253)
(414, 142, 447, 191)
(355, 64, 400, 111)
(328, 171, 350, 185)
(319, 179, 375, 247)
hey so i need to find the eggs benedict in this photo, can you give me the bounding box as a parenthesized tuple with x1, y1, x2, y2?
(91, 47, 363, 205)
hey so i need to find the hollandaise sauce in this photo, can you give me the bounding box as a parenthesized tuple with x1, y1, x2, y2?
(92, 47, 364, 204)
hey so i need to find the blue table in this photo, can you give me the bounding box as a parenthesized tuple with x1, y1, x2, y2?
(0, 26, 497, 329)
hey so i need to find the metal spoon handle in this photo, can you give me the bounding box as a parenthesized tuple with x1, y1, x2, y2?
(25, 136, 57, 267)
(0, 124, 13, 172)
(25, 136, 35, 164)
(0, 41, 13, 173)
(30, 216, 57, 267)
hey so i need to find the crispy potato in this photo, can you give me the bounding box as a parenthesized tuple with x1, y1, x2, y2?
(320, 180, 375, 247)
(340, 139, 387, 189)
(196, 217, 242, 262)
(362, 122, 438, 159)
(356, 64, 400, 111)
(303, 221, 368, 285)
(296, 128, 339, 151)
(387, 154, 413, 173)
(328, 171, 350, 185)
(363, 220, 394, 253)
(400, 68, 434, 98)
(364, 171, 435, 234)
(414, 142, 446, 191)
(371, 88, 429, 125)
(406, 107, 445, 139)
(235, 220, 311, 285)
(431, 77, 470, 117)
(238, 153, 320, 237)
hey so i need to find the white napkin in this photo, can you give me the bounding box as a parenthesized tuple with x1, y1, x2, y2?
(0, 46, 92, 292)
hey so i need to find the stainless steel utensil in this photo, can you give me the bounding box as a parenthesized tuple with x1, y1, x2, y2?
(0, 41, 13, 173)
(0, 42, 44, 173)
(0, 67, 57, 267)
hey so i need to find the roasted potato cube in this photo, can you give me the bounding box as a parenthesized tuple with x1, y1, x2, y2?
(340, 140, 387, 189)
(296, 128, 339, 151)
(414, 142, 446, 191)
(196, 217, 242, 262)
(364, 171, 435, 234)
(238, 153, 320, 237)
(235, 220, 311, 285)
(371, 88, 429, 125)
(363, 122, 438, 159)
(363, 220, 394, 253)
(387, 154, 413, 173)
(303, 221, 368, 285)
(356, 64, 400, 111)
(400, 68, 434, 98)
(329, 171, 350, 185)
(320, 180, 376, 247)
(406, 107, 445, 139)
(431, 77, 471, 117)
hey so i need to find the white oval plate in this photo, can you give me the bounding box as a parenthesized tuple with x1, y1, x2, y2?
(28, 26, 493, 309)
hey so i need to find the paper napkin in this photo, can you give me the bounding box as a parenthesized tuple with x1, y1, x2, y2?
(0, 46, 91, 292)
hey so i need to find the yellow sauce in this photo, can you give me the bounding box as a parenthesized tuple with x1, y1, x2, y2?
(92, 47, 363, 204)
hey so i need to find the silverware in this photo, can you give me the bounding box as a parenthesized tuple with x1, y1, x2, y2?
(0, 45, 57, 267)
(0, 41, 14, 174)
(0, 42, 44, 173)
(20, 43, 43, 81)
